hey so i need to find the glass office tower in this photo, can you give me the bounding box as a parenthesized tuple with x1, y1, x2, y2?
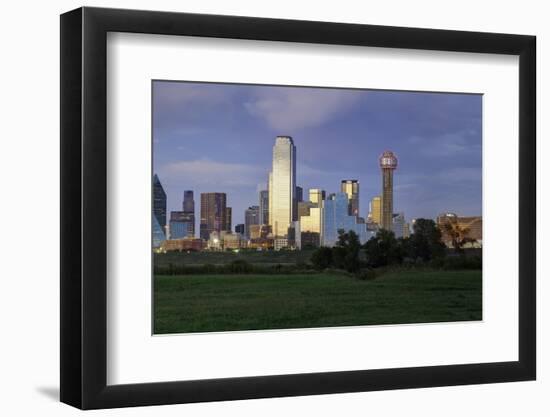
(259, 190, 269, 225)
(245, 205, 260, 239)
(322, 193, 373, 247)
(182, 190, 195, 236)
(200, 192, 227, 240)
(153, 174, 167, 231)
(152, 214, 166, 249)
(268, 136, 296, 237)
(341, 180, 359, 217)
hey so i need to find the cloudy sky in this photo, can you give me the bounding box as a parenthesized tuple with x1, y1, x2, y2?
(153, 80, 482, 229)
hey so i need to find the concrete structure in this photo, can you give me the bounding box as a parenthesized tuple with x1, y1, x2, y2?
(268, 136, 296, 237)
(379, 151, 398, 230)
(341, 179, 360, 217)
(274, 237, 289, 251)
(200, 192, 227, 241)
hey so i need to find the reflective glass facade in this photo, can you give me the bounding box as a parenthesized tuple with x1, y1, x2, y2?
(153, 174, 167, 230)
(200, 193, 227, 240)
(341, 180, 359, 217)
(268, 136, 296, 237)
(152, 214, 166, 249)
(259, 190, 269, 225)
(322, 192, 374, 247)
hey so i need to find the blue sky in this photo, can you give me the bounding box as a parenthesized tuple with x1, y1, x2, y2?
(153, 81, 482, 229)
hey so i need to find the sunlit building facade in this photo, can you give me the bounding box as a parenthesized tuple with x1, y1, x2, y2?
(368, 196, 382, 225)
(309, 188, 326, 205)
(341, 180, 360, 217)
(268, 136, 296, 237)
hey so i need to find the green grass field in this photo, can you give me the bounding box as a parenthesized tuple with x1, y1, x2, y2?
(154, 270, 482, 334)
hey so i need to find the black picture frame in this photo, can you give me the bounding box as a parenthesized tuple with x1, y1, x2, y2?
(60, 6, 536, 410)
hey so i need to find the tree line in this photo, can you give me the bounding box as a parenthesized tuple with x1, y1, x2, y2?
(310, 218, 480, 273)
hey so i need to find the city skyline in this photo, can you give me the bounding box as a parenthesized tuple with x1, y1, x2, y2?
(153, 81, 482, 229)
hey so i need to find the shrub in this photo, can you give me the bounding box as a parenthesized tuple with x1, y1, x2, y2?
(355, 269, 378, 281)
(310, 247, 333, 270)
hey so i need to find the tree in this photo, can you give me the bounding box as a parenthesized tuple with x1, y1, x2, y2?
(407, 218, 446, 261)
(310, 246, 333, 270)
(442, 220, 475, 254)
(363, 229, 403, 268)
(333, 229, 361, 272)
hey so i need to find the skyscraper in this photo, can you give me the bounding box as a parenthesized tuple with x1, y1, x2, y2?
(268, 136, 296, 237)
(182, 190, 195, 237)
(235, 223, 245, 235)
(200, 193, 227, 240)
(368, 196, 382, 225)
(322, 192, 373, 247)
(152, 214, 166, 249)
(379, 151, 398, 230)
(169, 211, 194, 239)
(309, 188, 326, 205)
(259, 190, 269, 225)
(183, 190, 194, 212)
(225, 207, 232, 232)
(153, 174, 167, 231)
(341, 180, 359, 217)
(295, 186, 303, 203)
(245, 205, 260, 239)
(293, 186, 303, 221)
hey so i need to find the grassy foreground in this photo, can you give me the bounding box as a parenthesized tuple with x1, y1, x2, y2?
(154, 270, 481, 334)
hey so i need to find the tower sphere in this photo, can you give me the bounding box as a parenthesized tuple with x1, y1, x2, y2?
(379, 150, 398, 169)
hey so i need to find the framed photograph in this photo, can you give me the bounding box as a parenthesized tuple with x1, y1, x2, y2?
(60, 6, 536, 409)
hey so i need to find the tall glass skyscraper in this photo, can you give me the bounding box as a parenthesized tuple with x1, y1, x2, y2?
(153, 174, 167, 231)
(182, 190, 195, 237)
(152, 214, 166, 249)
(341, 180, 359, 217)
(259, 190, 269, 225)
(268, 136, 296, 237)
(200, 192, 227, 240)
(245, 205, 260, 239)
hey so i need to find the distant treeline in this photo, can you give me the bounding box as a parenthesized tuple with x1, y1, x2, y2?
(154, 219, 481, 278)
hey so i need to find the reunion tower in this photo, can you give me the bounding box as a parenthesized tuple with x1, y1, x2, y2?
(379, 151, 398, 230)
